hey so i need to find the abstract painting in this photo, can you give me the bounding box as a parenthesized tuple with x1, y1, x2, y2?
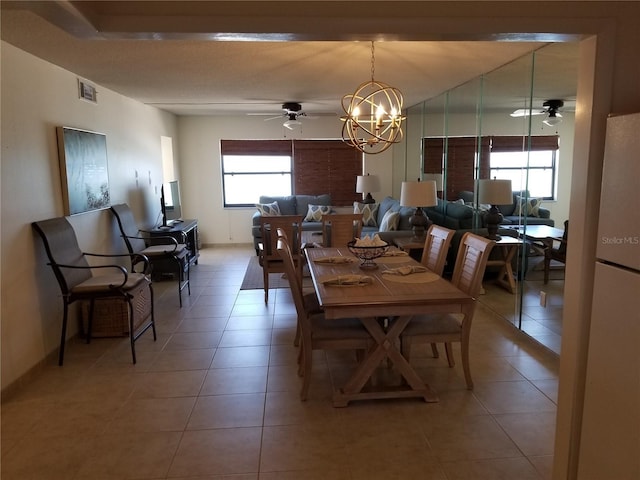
(56, 126, 110, 215)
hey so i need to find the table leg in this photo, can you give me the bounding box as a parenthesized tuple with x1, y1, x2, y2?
(333, 315, 439, 406)
(494, 244, 518, 294)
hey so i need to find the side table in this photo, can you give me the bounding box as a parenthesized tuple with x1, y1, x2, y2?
(393, 236, 426, 261)
(486, 236, 524, 294)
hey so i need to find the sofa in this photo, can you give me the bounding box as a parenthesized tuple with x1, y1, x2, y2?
(457, 190, 554, 227)
(251, 194, 483, 253)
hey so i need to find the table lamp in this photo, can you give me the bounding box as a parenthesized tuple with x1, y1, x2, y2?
(478, 178, 512, 240)
(423, 173, 444, 197)
(400, 179, 438, 238)
(355, 173, 381, 204)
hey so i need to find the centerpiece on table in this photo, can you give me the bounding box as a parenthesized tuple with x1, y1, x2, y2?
(347, 234, 389, 269)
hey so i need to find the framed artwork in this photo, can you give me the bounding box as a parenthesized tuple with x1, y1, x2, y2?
(56, 126, 110, 215)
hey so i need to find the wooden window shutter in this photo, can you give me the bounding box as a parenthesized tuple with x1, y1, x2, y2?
(220, 139, 292, 155)
(424, 136, 490, 199)
(491, 135, 559, 152)
(293, 140, 362, 206)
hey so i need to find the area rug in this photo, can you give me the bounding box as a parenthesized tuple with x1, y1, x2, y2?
(240, 255, 316, 290)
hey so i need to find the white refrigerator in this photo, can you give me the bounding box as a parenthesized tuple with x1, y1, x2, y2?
(577, 112, 640, 479)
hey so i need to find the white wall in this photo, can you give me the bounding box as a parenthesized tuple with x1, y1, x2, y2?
(1, 43, 178, 390)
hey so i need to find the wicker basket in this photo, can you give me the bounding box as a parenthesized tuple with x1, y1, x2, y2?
(80, 280, 152, 337)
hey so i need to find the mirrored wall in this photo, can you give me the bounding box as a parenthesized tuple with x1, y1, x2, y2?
(398, 42, 578, 353)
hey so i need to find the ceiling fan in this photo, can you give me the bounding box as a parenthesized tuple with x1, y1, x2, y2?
(510, 99, 565, 125)
(248, 102, 319, 130)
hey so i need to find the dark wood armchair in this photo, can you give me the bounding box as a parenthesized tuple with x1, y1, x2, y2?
(543, 219, 569, 284)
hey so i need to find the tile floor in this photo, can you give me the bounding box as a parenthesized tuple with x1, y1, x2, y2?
(480, 259, 564, 355)
(1, 245, 559, 479)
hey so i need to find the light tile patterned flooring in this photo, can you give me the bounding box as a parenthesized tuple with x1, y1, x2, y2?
(1, 245, 559, 479)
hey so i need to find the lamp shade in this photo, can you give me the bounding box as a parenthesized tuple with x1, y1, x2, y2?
(355, 174, 381, 194)
(400, 180, 438, 207)
(478, 179, 512, 205)
(423, 173, 443, 191)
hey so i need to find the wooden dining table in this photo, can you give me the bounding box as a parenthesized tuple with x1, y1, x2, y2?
(305, 246, 475, 407)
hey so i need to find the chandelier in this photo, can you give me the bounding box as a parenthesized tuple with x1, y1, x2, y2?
(341, 42, 405, 155)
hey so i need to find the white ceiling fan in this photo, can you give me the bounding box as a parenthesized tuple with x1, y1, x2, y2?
(248, 102, 330, 130)
(510, 99, 565, 125)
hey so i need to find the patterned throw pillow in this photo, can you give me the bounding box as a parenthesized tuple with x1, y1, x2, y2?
(379, 210, 400, 232)
(515, 196, 542, 217)
(353, 202, 379, 227)
(255, 201, 281, 216)
(304, 204, 332, 222)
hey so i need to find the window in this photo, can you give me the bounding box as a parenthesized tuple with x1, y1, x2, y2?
(221, 140, 292, 207)
(490, 135, 559, 200)
(222, 155, 292, 206)
(489, 150, 557, 199)
(220, 139, 362, 208)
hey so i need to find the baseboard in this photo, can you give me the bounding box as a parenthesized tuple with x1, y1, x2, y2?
(200, 242, 253, 248)
(1, 347, 60, 404)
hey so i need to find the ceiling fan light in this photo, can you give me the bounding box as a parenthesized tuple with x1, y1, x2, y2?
(543, 111, 563, 126)
(283, 119, 302, 130)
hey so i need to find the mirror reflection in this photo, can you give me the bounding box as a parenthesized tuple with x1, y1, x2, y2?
(400, 42, 577, 354)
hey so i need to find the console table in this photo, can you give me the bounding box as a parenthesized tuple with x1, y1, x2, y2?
(149, 219, 200, 268)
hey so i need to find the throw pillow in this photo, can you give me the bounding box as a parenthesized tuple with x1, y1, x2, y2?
(516, 195, 542, 217)
(255, 201, 281, 216)
(353, 202, 379, 227)
(304, 204, 332, 222)
(379, 210, 400, 232)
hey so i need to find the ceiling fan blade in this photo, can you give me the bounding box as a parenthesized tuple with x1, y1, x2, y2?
(264, 115, 284, 121)
(510, 108, 547, 117)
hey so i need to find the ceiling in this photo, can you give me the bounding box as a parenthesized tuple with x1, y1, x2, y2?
(0, 1, 578, 117)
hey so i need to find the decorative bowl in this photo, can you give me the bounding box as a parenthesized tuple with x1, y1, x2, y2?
(347, 240, 390, 269)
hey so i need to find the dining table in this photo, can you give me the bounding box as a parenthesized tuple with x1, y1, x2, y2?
(305, 245, 475, 407)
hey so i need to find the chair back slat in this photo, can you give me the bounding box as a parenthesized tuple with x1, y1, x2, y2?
(321, 213, 364, 248)
(450, 232, 495, 297)
(260, 215, 303, 258)
(420, 224, 455, 275)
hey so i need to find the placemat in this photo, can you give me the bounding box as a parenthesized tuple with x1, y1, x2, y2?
(377, 256, 413, 264)
(382, 271, 440, 283)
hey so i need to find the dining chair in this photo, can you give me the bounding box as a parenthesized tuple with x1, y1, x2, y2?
(259, 215, 304, 303)
(276, 227, 322, 347)
(277, 238, 371, 401)
(110, 204, 191, 307)
(419, 224, 455, 359)
(543, 219, 568, 284)
(420, 224, 455, 275)
(400, 232, 495, 389)
(319, 213, 364, 247)
(32, 217, 156, 365)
